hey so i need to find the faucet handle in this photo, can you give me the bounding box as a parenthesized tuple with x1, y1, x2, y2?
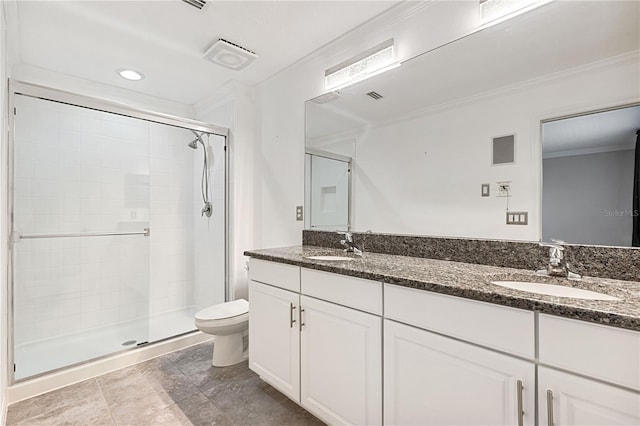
(337, 231, 353, 242)
(539, 242, 564, 251)
(539, 242, 565, 269)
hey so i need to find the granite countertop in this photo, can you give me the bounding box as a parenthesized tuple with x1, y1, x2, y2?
(244, 245, 640, 332)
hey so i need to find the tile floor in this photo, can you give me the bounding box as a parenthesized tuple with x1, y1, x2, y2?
(6, 341, 324, 426)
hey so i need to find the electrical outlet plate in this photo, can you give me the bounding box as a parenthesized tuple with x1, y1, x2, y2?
(296, 206, 304, 221)
(506, 211, 528, 225)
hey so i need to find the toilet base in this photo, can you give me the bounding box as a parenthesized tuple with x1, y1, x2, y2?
(212, 332, 248, 367)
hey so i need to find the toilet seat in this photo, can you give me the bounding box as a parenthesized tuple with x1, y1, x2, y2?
(195, 299, 249, 320)
(195, 299, 249, 327)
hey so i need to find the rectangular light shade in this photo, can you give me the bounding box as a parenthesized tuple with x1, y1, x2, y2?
(480, 0, 548, 23)
(325, 38, 395, 90)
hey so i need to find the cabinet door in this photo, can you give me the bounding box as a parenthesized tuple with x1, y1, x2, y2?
(539, 367, 640, 426)
(248, 280, 300, 402)
(384, 320, 535, 426)
(300, 295, 382, 426)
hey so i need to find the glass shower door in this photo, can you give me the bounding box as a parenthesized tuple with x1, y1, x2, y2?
(307, 154, 351, 231)
(11, 94, 151, 379)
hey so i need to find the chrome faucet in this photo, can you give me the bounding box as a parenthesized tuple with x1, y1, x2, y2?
(338, 232, 362, 256)
(537, 241, 581, 280)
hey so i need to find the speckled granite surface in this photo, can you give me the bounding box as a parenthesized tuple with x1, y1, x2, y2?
(244, 245, 640, 332)
(303, 230, 640, 282)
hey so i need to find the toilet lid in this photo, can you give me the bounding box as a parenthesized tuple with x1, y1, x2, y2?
(195, 299, 249, 321)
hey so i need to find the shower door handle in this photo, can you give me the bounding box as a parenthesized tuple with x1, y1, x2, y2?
(16, 228, 150, 240)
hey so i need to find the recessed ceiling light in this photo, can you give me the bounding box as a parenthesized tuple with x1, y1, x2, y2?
(118, 69, 144, 81)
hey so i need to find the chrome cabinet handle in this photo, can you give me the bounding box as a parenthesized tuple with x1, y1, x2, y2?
(289, 303, 296, 328)
(547, 390, 554, 426)
(516, 380, 524, 426)
(299, 307, 305, 331)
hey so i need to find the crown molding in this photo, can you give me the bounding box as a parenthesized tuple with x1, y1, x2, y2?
(543, 142, 636, 160)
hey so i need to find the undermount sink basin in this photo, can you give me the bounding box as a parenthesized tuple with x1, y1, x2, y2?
(491, 281, 621, 301)
(305, 255, 355, 261)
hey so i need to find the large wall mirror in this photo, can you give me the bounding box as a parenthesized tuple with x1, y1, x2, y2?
(304, 0, 640, 247)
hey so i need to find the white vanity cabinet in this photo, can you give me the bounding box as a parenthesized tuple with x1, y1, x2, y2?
(538, 314, 640, 426)
(384, 320, 535, 426)
(248, 257, 640, 426)
(248, 259, 383, 426)
(384, 285, 536, 426)
(538, 367, 640, 426)
(248, 280, 300, 402)
(300, 295, 382, 425)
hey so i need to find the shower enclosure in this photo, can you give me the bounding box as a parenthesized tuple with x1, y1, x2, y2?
(8, 83, 228, 381)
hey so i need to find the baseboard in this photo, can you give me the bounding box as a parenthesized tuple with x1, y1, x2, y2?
(7, 331, 213, 404)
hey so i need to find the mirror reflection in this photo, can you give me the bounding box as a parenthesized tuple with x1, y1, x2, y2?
(542, 105, 640, 247)
(305, 0, 640, 246)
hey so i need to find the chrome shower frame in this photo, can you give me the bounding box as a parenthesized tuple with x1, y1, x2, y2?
(5, 80, 231, 386)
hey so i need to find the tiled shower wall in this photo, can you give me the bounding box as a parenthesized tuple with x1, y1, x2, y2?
(12, 95, 213, 346)
(148, 122, 195, 315)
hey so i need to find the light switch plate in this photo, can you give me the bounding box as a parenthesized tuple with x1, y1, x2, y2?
(497, 181, 511, 197)
(296, 206, 304, 221)
(481, 183, 490, 197)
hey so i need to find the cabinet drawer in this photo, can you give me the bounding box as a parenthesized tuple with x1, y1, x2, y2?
(301, 268, 382, 315)
(539, 314, 640, 391)
(249, 258, 300, 292)
(384, 284, 535, 358)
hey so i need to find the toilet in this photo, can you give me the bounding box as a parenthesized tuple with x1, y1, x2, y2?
(194, 299, 249, 367)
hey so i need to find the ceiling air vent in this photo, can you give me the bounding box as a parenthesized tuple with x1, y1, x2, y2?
(203, 38, 258, 71)
(366, 91, 383, 100)
(182, 0, 207, 10)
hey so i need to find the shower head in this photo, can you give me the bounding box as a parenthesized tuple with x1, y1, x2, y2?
(189, 130, 205, 150)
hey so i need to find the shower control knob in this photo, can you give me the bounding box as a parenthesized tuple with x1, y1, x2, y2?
(201, 202, 213, 218)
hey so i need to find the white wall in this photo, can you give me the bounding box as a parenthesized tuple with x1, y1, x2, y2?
(195, 82, 255, 301)
(543, 149, 636, 246)
(351, 55, 639, 240)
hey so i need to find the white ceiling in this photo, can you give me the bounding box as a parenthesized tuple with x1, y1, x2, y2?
(13, 0, 399, 106)
(542, 105, 640, 158)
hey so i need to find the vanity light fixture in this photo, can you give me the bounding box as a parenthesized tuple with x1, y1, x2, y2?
(117, 69, 144, 81)
(325, 38, 400, 91)
(479, 0, 551, 27)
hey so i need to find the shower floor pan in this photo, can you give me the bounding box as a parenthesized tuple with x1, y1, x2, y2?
(13, 306, 199, 381)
